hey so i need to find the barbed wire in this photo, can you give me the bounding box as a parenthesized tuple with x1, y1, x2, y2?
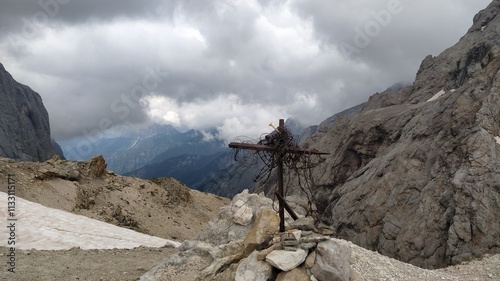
(231, 125, 326, 220)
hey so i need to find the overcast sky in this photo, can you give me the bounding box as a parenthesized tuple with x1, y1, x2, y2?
(0, 0, 492, 142)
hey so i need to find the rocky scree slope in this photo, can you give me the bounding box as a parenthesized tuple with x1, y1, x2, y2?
(289, 1, 500, 269)
(0, 155, 228, 241)
(0, 62, 55, 161)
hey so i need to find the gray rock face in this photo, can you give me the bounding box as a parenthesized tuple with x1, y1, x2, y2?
(286, 1, 500, 269)
(0, 62, 54, 161)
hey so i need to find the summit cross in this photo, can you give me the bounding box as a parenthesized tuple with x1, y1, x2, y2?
(228, 119, 329, 232)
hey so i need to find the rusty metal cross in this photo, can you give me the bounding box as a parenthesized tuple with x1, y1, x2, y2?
(229, 119, 329, 232)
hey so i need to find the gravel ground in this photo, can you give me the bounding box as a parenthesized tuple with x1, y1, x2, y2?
(2, 240, 498, 281)
(0, 246, 177, 281)
(338, 239, 500, 281)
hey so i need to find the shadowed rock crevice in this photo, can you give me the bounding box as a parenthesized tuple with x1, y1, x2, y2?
(450, 43, 492, 87)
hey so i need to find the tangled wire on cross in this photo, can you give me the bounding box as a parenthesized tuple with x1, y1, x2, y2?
(231, 124, 326, 218)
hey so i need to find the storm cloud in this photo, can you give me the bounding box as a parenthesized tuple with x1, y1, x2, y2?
(0, 0, 492, 141)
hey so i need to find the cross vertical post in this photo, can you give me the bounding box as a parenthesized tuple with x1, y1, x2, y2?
(277, 119, 285, 232)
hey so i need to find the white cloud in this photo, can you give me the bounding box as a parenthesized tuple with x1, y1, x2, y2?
(144, 92, 318, 142)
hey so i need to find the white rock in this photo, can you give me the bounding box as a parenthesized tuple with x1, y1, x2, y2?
(234, 200, 245, 208)
(236, 251, 273, 281)
(427, 89, 446, 102)
(233, 205, 253, 226)
(291, 229, 302, 241)
(266, 248, 308, 271)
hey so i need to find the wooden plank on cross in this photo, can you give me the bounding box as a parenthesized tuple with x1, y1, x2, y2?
(275, 192, 299, 220)
(228, 119, 329, 232)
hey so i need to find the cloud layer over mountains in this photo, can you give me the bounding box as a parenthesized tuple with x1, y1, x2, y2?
(0, 0, 491, 141)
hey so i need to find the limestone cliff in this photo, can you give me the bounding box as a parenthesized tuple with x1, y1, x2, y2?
(293, 0, 500, 269)
(0, 62, 55, 161)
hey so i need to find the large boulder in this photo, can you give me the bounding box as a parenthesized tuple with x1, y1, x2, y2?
(235, 251, 274, 281)
(311, 240, 352, 281)
(242, 209, 280, 254)
(266, 248, 308, 272)
(198, 189, 278, 245)
(35, 156, 80, 181)
(89, 155, 107, 177)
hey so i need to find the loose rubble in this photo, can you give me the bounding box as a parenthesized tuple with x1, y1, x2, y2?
(142, 190, 353, 281)
(141, 189, 500, 281)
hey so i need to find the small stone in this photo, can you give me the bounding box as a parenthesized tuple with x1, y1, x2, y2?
(234, 200, 245, 208)
(276, 266, 310, 281)
(350, 270, 363, 281)
(317, 222, 335, 235)
(300, 242, 317, 250)
(318, 228, 334, 236)
(300, 233, 329, 244)
(266, 248, 308, 272)
(305, 251, 316, 269)
(270, 236, 281, 245)
(282, 232, 299, 250)
(301, 231, 313, 237)
(233, 205, 253, 226)
(291, 229, 302, 241)
(257, 244, 278, 261)
(288, 217, 317, 231)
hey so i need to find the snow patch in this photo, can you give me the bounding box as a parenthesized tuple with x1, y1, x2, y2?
(0, 192, 180, 250)
(127, 137, 140, 150)
(427, 89, 446, 102)
(495, 136, 500, 145)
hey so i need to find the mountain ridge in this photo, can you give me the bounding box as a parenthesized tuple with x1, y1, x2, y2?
(0, 62, 56, 161)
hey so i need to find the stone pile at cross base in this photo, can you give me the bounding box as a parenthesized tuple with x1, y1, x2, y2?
(141, 190, 488, 280)
(140, 190, 354, 281)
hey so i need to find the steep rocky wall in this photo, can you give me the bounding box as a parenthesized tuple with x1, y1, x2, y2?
(296, 1, 500, 269)
(0, 62, 54, 161)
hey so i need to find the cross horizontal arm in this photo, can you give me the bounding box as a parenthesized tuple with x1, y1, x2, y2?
(228, 142, 330, 155)
(229, 142, 277, 152)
